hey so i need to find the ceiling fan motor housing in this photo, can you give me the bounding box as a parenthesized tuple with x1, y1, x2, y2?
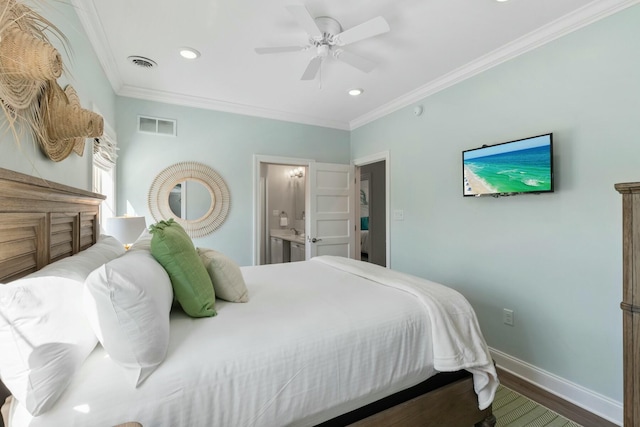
(311, 16, 342, 45)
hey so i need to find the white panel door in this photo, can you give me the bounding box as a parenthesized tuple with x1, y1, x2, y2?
(306, 162, 355, 259)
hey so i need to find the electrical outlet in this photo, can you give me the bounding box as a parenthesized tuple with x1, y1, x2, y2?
(393, 209, 404, 221)
(503, 309, 514, 326)
(273, 210, 280, 217)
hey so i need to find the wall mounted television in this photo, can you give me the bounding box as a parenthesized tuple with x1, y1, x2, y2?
(463, 133, 553, 197)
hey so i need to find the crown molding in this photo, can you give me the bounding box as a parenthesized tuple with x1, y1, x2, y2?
(70, 0, 123, 93)
(72, 0, 639, 132)
(117, 85, 351, 131)
(349, 0, 640, 130)
(71, 0, 347, 130)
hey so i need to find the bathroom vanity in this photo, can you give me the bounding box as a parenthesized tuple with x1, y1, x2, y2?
(270, 230, 305, 263)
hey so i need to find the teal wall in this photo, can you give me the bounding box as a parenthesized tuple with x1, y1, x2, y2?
(114, 97, 350, 265)
(351, 5, 640, 402)
(0, 1, 116, 189)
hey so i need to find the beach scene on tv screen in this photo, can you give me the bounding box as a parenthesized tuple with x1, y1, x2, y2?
(463, 135, 552, 196)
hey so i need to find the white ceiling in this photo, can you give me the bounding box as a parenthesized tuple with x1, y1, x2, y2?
(72, 0, 637, 130)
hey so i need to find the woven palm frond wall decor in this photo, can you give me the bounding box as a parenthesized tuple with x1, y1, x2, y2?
(0, 0, 104, 162)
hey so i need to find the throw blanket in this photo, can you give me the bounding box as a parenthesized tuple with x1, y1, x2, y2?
(312, 256, 499, 410)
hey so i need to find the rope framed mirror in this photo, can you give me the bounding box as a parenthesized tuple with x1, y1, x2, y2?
(148, 162, 230, 237)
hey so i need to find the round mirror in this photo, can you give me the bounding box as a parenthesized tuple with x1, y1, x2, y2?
(148, 162, 230, 237)
(168, 180, 213, 221)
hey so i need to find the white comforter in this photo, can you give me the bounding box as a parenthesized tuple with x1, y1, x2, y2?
(314, 256, 498, 410)
(9, 257, 497, 427)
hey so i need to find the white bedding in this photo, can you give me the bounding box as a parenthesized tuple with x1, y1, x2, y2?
(314, 256, 498, 409)
(8, 256, 496, 427)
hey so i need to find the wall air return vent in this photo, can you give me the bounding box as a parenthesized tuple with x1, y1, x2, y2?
(138, 115, 176, 136)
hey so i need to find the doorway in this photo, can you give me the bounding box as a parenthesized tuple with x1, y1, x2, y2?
(254, 156, 310, 265)
(253, 155, 313, 265)
(354, 151, 390, 268)
(253, 156, 357, 266)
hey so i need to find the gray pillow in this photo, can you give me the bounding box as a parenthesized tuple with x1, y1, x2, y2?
(197, 248, 249, 303)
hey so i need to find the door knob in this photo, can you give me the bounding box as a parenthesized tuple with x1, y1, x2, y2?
(310, 237, 322, 243)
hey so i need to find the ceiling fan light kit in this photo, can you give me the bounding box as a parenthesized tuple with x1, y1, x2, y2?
(255, 5, 390, 82)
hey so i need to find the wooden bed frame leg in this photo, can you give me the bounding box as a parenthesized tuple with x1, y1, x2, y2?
(475, 414, 497, 427)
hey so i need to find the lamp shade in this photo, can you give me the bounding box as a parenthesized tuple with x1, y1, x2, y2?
(106, 216, 147, 246)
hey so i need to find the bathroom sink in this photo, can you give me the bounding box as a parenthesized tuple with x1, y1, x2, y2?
(271, 229, 305, 244)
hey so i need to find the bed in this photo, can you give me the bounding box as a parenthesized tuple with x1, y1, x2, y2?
(360, 229, 370, 259)
(359, 216, 370, 261)
(0, 167, 498, 427)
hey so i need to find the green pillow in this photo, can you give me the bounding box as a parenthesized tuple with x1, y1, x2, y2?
(149, 219, 216, 317)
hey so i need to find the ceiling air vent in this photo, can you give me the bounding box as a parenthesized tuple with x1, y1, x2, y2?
(128, 56, 157, 68)
(138, 115, 176, 136)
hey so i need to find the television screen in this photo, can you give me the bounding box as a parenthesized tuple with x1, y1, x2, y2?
(463, 133, 553, 197)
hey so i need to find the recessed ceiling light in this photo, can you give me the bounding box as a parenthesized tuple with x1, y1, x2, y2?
(348, 88, 363, 96)
(496, 0, 510, 2)
(179, 48, 200, 60)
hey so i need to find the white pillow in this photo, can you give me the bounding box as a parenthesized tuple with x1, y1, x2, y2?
(26, 235, 125, 282)
(0, 277, 98, 416)
(84, 250, 173, 387)
(129, 228, 152, 252)
(197, 248, 249, 303)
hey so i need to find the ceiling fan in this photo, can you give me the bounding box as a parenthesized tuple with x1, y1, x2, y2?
(255, 5, 390, 81)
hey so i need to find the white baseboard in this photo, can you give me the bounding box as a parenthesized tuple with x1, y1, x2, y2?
(490, 347, 623, 426)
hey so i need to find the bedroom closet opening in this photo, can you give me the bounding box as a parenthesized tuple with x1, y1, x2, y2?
(357, 160, 387, 267)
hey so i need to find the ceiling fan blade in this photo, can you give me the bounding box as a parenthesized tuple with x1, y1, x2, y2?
(333, 16, 390, 46)
(334, 49, 376, 73)
(255, 46, 306, 54)
(301, 56, 322, 80)
(285, 4, 323, 39)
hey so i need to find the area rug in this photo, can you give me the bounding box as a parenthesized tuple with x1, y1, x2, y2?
(494, 385, 582, 427)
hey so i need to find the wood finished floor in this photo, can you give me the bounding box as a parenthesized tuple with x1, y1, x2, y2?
(496, 368, 619, 427)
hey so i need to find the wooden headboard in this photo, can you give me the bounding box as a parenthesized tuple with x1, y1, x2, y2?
(0, 167, 104, 283)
